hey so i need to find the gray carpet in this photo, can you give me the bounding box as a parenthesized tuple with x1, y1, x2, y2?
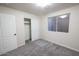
(1, 39, 79, 56)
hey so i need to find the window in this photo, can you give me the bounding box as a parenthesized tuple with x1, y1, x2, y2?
(48, 13, 70, 33)
(48, 17, 56, 31)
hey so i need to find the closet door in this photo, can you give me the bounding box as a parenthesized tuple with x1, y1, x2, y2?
(0, 14, 17, 55)
(24, 24, 30, 40)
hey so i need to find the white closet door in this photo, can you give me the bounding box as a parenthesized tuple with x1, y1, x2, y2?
(0, 14, 17, 55)
(24, 24, 30, 40)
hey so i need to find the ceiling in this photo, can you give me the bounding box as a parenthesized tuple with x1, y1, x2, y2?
(0, 3, 79, 16)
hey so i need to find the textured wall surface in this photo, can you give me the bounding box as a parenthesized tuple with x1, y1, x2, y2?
(0, 6, 40, 47)
(40, 5, 79, 52)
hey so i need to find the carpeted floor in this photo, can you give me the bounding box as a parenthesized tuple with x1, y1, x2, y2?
(1, 39, 79, 56)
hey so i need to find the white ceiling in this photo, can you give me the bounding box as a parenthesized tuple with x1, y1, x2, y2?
(0, 3, 79, 16)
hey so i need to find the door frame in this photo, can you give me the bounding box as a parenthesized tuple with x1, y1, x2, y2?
(24, 18, 32, 41)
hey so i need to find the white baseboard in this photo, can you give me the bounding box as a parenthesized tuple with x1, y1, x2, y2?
(17, 41, 25, 48)
(44, 39, 79, 52)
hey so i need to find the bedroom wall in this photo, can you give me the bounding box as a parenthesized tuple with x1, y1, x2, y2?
(40, 5, 79, 52)
(0, 6, 40, 47)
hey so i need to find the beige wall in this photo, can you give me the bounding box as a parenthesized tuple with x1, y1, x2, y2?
(0, 6, 40, 47)
(40, 5, 79, 52)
